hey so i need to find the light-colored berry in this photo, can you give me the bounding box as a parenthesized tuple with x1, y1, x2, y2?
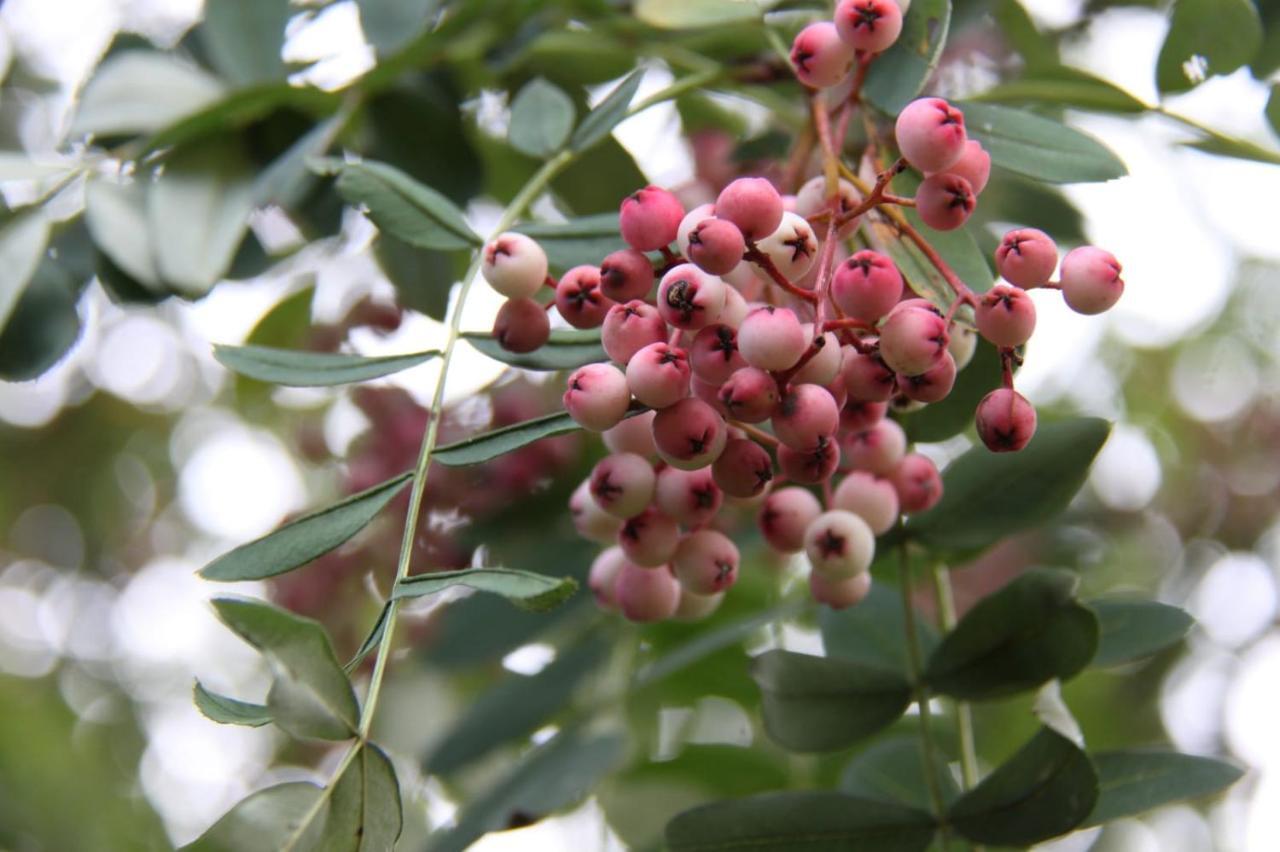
(482, 232, 548, 298)
(758, 486, 823, 553)
(738, 305, 808, 370)
(657, 263, 726, 330)
(618, 507, 681, 567)
(1060, 246, 1123, 315)
(590, 452, 656, 519)
(831, 251, 903, 322)
(930, 139, 991, 195)
(564, 363, 631, 431)
(603, 409, 657, 457)
(794, 176, 863, 238)
(676, 203, 716, 256)
(791, 21, 856, 89)
(842, 349, 897, 401)
(772, 384, 840, 451)
(673, 529, 740, 595)
(793, 328, 842, 386)
(654, 465, 723, 527)
(626, 342, 691, 409)
(615, 560, 681, 622)
(832, 470, 900, 535)
(878, 305, 948, 376)
(716, 177, 784, 241)
(841, 399, 888, 432)
(804, 509, 875, 579)
(570, 480, 622, 543)
(674, 588, 724, 620)
(843, 418, 907, 476)
(589, 546, 628, 608)
(755, 212, 819, 283)
(690, 324, 747, 384)
(810, 570, 873, 610)
(948, 324, 978, 370)
(895, 97, 967, 173)
(602, 300, 667, 365)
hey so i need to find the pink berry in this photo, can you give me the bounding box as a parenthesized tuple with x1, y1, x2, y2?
(719, 284, 750, 328)
(755, 211, 819, 282)
(564, 363, 630, 431)
(843, 418, 907, 476)
(626, 342, 691, 409)
(690, 324, 747, 384)
(718, 366, 780, 423)
(687, 218, 747, 276)
(603, 409, 657, 457)
(492, 297, 550, 354)
(835, 0, 904, 53)
(590, 452, 656, 519)
(778, 435, 840, 484)
(615, 560, 681, 622)
(897, 351, 956, 404)
(676, 203, 716, 256)
(793, 329, 842, 386)
(619, 185, 684, 252)
(691, 374, 729, 415)
(841, 400, 888, 432)
(654, 466, 723, 527)
(832, 251, 904, 322)
(791, 21, 855, 88)
(712, 438, 775, 498)
(930, 139, 991, 195)
(482, 232, 548, 298)
(674, 588, 724, 621)
(672, 529, 740, 595)
(772, 384, 840, 451)
(794, 176, 863, 238)
(878, 305, 948, 376)
(603, 300, 667, 365)
(949, 324, 977, 370)
(570, 480, 622, 543)
(589, 546, 627, 608)
(738, 305, 808, 370)
(832, 471, 900, 535)
(555, 265, 613, 329)
(657, 263, 726, 330)
(716, 177, 784, 241)
(600, 248, 655, 302)
(975, 388, 1037, 452)
(995, 228, 1058, 288)
(618, 507, 681, 567)
(1060, 246, 1123, 315)
(976, 284, 1036, 348)
(842, 349, 898, 402)
(758, 486, 822, 553)
(890, 453, 943, 513)
(653, 398, 728, 470)
(916, 173, 976, 231)
(804, 509, 875, 579)
(895, 97, 967, 173)
(810, 570, 872, 610)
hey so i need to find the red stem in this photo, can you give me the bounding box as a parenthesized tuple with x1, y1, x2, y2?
(744, 244, 819, 302)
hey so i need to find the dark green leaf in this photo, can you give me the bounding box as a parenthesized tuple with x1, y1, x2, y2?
(193, 681, 272, 728)
(200, 472, 412, 582)
(252, 113, 347, 210)
(1157, 0, 1262, 94)
(213, 344, 441, 386)
(393, 567, 579, 612)
(94, 249, 167, 306)
(666, 791, 937, 852)
(0, 210, 52, 332)
(0, 258, 80, 381)
(71, 51, 225, 138)
(356, 0, 438, 55)
(553, 136, 648, 213)
(514, 213, 627, 271)
(462, 329, 605, 371)
(433, 410, 587, 466)
(957, 101, 1127, 183)
(633, 0, 762, 28)
(213, 597, 360, 740)
(924, 569, 1098, 701)
(1084, 750, 1243, 827)
(183, 782, 326, 851)
(198, 0, 291, 86)
(509, 78, 576, 157)
(840, 737, 960, 812)
(85, 178, 165, 294)
(902, 339, 1002, 443)
(372, 236, 457, 322)
(908, 417, 1112, 555)
(345, 603, 391, 673)
(1089, 599, 1194, 668)
(865, 0, 952, 115)
(142, 84, 338, 155)
(323, 743, 403, 852)
(974, 66, 1150, 113)
(1269, 84, 1280, 139)
(570, 68, 644, 152)
(329, 159, 480, 251)
(751, 650, 913, 752)
(819, 582, 938, 672)
(948, 727, 1098, 846)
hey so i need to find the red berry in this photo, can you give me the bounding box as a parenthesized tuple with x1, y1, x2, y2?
(600, 248, 655, 302)
(555, 265, 613, 329)
(831, 250, 904, 322)
(895, 97, 967, 173)
(602, 300, 667, 365)
(564, 363, 631, 431)
(654, 466, 723, 527)
(718, 366, 780, 423)
(976, 284, 1037, 348)
(716, 177, 784, 241)
(890, 453, 943, 512)
(916, 173, 976, 231)
(995, 228, 1058, 289)
(772, 384, 840, 451)
(842, 349, 898, 402)
(619, 185, 684, 252)
(897, 351, 957, 404)
(712, 438, 775, 498)
(840, 400, 889, 432)
(690, 324, 747, 384)
(626, 342, 691, 409)
(975, 388, 1037, 452)
(758, 486, 822, 553)
(618, 507, 681, 567)
(835, 0, 904, 53)
(778, 435, 841, 484)
(929, 139, 991, 195)
(672, 530, 740, 595)
(492, 297, 550, 354)
(652, 398, 728, 470)
(687, 218, 747, 276)
(791, 21, 855, 88)
(590, 452, 656, 519)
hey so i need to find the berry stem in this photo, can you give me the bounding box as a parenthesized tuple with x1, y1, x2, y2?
(543, 274, 559, 290)
(1000, 348, 1017, 389)
(744, 243, 819, 302)
(728, 420, 780, 448)
(931, 563, 982, 798)
(835, 157, 908, 228)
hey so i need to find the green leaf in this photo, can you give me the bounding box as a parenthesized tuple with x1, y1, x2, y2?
(356, 0, 438, 55)
(213, 597, 360, 740)
(570, 68, 644, 152)
(819, 582, 938, 672)
(71, 51, 225, 138)
(1084, 750, 1243, 827)
(198, 0, 291, 86)
(213, 344, 441, 386)
(633, 0, 762, 29)
(462, 329, 605, 371)
(323, 743, 403, 852)
(1182, 131, 1280, 166)
(148, 137, 255, 297)
(956, 101, 1127, 183)
(1089, 599, 1194, 668)
(0, 211, 52, 333)
(902, 339, 1002, 444)
(840, 737, 960, 812)
(924, 569, 1098, 701)
(84, 178, 164, 293)
(665, 791, 937, 852)
(434, 410, 594, 466)
(1156, 0, 1262, 94)
(751, 650, 913, 752)
(1268, 84, 1280, 140)
(514, 213, 627, 272)
(193, 681, 272, 728)
(345, 603, 391, 673)
(423, 640, 606, 776)
(974, 66, 1150, 113)
(865, 0, 952, 116)
(253, 113, 346, 210)
(0, 257, 80, 381)
(183, 782, 326, 852)
(908, 417, 1111, 555)
(392, 567, 579, 612)
(330, 159, 480, 251)
(200, 472, 413, 582)
(948, 727, 1098, 846)
(140, 84, 337, 155)
(509, 78, 576, 158)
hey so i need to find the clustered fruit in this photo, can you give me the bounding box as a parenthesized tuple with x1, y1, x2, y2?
(477, 2, 1125, 624)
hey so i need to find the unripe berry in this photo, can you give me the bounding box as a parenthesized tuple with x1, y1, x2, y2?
(758, 486, 823, 553)
(603, 409, 657, 457)
(712, 437, 774, 498)
(590, 452, 656, 519)
(897, 351, 957, 404)
(773, 384, 840, 450)
(615, 560, 681, 622)
(687, 218, 747, 276)
(674, 588, 724, 621)
(653, 398, 728, 470)
(916, 173, 976, 231)
(930, 139, 991, 195)
(482, 232, 548, 298)
(618, 507, 680, 567)
(790, 21, 855, 89)
(589, 546, 627, 608)
(718, 366, 780, 423)
(676, 203, 716, 256)
(603, 300, 667, 365)
(948, 324, 977, 370)
(716, 177, 784, 241)
(555, 266, 613, 329)
(832, 471, 900, 535)
(492, 297, 550, 354)
(976, 284, 1036, 348)
(823, 371, 850, 411)
(835, 0, 904, 53)
(564, 363, 630, 431)
(843, 418, 907, 476)
(842, 349, 897, 402)
(655, 465, 723, 527)
(810, 570, 873, 610)
(841, 399, 888, 432)
(778, 435, 841, 484)
(804, 509, 875, 579)
(600, 248, 655, 302)
(878, 305, 948, 376)
(832, 251, 904, 322)
(995, 228, 1058, 288)
(657, 263, 726, 330)
(794, 176, 863, 238)
(793, 329, 842, 386)
(895, 98, 967, 173)
(691, 375, 729, 416)
(673, 529, 740, 595)
(890, 452, 943, 513)
(1060, 246, 1123, 315)
(975, 387, 1037, 452)
(690, 324, 747, 384)
(738, 305, 808, 370)
(619, 185, 684, 252)
(626, 342, 691, 409)
(719, 284, 750, 328)
(570, 480, 622, 543)
(755, 212, 819, 283)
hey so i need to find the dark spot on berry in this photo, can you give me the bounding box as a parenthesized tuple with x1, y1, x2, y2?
(818, 528, 845, 558)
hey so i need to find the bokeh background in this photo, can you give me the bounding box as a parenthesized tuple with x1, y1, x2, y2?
(2, 0, 1279, 849)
